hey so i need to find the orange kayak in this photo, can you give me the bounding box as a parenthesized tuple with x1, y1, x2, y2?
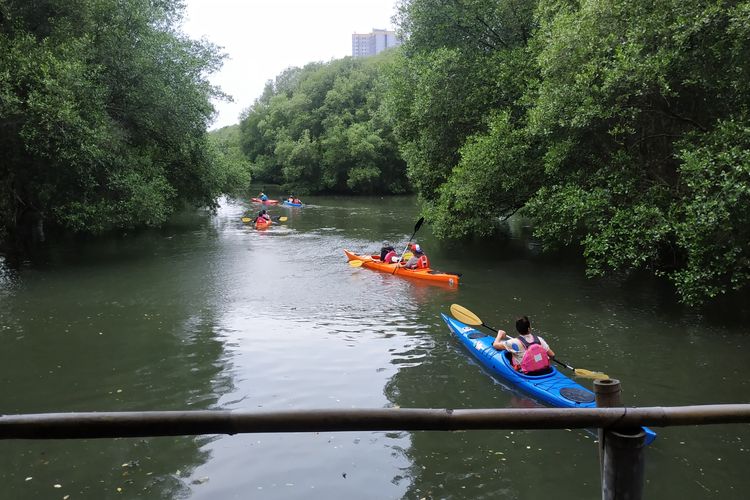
(344, 250, 459, 287)
(255, 218, 273, 229)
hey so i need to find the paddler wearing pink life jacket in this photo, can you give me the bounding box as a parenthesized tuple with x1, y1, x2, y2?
(492, 316, 556, 374)
(380, 241, 398, 263)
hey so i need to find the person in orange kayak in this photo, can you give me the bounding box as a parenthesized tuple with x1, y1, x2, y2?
(380, 241, 398, 263)
(254, 209, 271, 223)
(403, 243, 429, 269)
(492, 316, 556, 374)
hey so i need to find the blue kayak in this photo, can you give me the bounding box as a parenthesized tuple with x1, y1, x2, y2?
(282, 201, 303, 207)
(441, 313, 656, 445)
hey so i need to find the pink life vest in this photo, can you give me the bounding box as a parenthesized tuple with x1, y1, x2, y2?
(518, 335, 550, 374)
(384, 250, 398, 263)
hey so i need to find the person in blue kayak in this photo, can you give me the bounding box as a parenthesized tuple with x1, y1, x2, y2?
(258, 191, 268, 201)
(492, 316, 556, 374)
(403, 243, 429, 269)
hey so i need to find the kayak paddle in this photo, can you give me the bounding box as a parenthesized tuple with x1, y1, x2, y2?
(448, 304, 609, 380)
(392, 217, 425, 275)
(241, 216, 287, 223)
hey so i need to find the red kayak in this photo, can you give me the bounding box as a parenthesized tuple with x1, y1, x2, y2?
(251, 198, 279, 205)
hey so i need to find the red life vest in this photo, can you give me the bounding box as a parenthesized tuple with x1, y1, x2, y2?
(416, 254, 429, 269)
(384, 250, 397, 263)
(517, 335, 550, 374)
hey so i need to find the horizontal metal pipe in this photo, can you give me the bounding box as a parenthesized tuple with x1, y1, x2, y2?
(2, 405, 750, 440)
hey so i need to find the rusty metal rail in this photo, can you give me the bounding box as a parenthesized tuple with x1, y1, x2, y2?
(2, 404, 750, 440)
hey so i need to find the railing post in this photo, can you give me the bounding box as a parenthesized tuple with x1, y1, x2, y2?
(594, 379, 646, 500)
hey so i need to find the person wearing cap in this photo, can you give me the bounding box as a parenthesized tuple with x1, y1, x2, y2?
(403, 243, 430, 269)
(380, 241, 397, 262)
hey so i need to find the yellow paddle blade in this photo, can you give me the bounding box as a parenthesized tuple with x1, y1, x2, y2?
(403, 251, 413, 260)
(241, 217, 252, 223)
(278, 216, 288, 222)
(574, 368, 609, 380)
(450, 304, 483, 326)
(349, 260, 364, 267)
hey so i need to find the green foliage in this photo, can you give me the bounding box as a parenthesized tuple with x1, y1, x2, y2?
(388, 0, 540, 218)
(390, 0, 750, 304)
(239, 53, 408, 194)
(0, 0, 248, 246)
(672, 119, 750, 303)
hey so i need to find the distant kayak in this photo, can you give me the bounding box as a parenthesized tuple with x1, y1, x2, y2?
(282, 200, 303, 207)
(254, 218, 273, 229)
(441, 313, 657, 445)
(251, 198, 279, 205)
(344, 249, 459, 287)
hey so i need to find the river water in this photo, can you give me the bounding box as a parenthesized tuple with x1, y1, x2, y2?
(1, 194, 748, 499)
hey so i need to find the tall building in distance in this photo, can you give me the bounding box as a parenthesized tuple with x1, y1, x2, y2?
(352, 28, 402, 57)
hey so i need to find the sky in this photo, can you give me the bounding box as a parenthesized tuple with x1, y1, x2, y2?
(182, 0, 401, 130)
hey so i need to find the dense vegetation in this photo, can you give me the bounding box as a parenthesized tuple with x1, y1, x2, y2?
(0, 0, 250, 250)
(239, 53, 408, 194)
(388, 0, 750, 304)
(3, 0, 748, 305)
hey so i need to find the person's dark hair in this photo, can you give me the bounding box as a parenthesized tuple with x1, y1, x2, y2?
(515, 316, 530, 335)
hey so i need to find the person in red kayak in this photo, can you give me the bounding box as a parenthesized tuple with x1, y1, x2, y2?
(403, 243, 429, 269)
(492, 316, 556, 374)
(258, 191, 268, 202)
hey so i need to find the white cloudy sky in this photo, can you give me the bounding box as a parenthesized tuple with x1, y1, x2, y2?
(182, 0, 401, 130)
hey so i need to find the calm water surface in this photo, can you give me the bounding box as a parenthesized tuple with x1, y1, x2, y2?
(1, 194, 749, 499)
